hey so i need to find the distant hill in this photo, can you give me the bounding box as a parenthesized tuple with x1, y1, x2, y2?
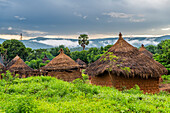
(0, 35, 169, 50)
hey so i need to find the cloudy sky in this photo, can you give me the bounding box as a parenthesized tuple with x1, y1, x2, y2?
(0, 0, 170, 39)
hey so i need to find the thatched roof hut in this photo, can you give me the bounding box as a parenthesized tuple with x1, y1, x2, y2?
(85, 33, 167, 93)
(86, 33, 167, 79)
(8, 56, 33, 72)
(6, 55, 20, 68)
(139, 44, 153, 58)
(76, 58, 87, 68)
(41, 49, 80, 70)
(41, 48, 81, 82)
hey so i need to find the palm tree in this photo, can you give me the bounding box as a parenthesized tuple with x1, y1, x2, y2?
(78, 34, 89, 50)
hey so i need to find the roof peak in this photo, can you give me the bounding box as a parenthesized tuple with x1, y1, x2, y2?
(141, 44, 144, 47)
(59, 48, 64, 54)
(119, 32, 122, 38)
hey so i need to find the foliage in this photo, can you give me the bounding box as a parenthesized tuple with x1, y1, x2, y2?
(145, 45, 157, 54)
(161, 75, 170, 84)
(78, 34, 89, 50)
(2, 39, 28, 61)
(50, 45, 70, 57)
(1, 70, 19, 93)
(0, 76, 169, 113)
(25, 59, 49, 69)
(153, 39, 170, 74)
(122, 85, 143, 94)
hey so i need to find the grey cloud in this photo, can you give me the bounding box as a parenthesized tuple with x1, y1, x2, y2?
(0, 0, 170, 36)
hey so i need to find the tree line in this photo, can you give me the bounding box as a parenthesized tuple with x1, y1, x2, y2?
(0, 39, 169, 73)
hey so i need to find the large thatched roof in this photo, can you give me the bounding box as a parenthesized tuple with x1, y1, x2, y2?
(139, 44, 153, 58)
(8, 56, 33, 71)
(86, 33, 167, 79)
(76, 58, 87, 67)
(6, 55, 20, 68)
(41, 48, 80, 70)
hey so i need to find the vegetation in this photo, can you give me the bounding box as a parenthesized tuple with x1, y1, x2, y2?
(0, 39, 169, 73)
(1, 39, 28, 64)
(0, 76, 169, 113)
(78, 34, 89, 50)
(153, 40, 170, 74)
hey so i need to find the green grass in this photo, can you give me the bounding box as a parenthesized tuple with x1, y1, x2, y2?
(0, 76, 169, 113)
(161, 75, 170, 84)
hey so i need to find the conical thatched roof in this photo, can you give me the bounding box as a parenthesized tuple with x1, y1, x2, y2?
(86, 33, 167, 79)
(8, 56, 33, 71)
(76, 58, 87, 67)
(6, 55, 20, 68)
(139, 44, 153, 58)
(41, 48, 80, 70)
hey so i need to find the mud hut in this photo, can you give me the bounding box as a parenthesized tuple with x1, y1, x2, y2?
(41, 48, 82, 82)
(139, 44, 153, 58)
(7, 56, 34, 78)
(76, 58, 87, 69)
(42, 54, 50, 63)
(85, 33, 167, 93)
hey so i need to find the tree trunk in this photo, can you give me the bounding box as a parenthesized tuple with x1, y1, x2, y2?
(108, 71, 115, 87)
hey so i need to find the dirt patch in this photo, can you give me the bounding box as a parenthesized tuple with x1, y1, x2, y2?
(159, 83, 170, 93)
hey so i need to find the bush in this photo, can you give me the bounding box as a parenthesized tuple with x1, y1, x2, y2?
(0, 76, 169, 112)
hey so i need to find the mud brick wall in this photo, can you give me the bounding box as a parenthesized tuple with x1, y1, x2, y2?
(91, 73, 112, 87)
(91, 73, 160, 94)
(47, 70, 82, 82)
(113, 75, 159, 94)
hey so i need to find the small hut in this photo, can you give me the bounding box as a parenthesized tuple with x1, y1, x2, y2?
(139, 44, 153, 58)
(76, 58, 87, 69)
(41, 48, 82, 82)
(85, 33, 167, 93)
(42, 54, 50, 63)
(7, 56, 34, 78)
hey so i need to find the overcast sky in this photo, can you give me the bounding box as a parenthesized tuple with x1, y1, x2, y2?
(0, 0, 170, 39)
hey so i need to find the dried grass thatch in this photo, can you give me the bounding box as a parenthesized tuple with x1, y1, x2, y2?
(139, 44, 153, 58)
(76, 58, 87, 68)
(8, 57, 33, 72)
(41, 48, 80, 70)
(86, 33, 167, 79)
(6, 55, 20, 68)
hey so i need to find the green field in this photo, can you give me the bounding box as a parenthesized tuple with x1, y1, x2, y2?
(0, 76, 169, 113)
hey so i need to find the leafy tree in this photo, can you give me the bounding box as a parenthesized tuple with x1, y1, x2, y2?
(78, 34, 89, 50)
(50, 45, 71, 57)
(145, 45, 157, 54)
(103, 45, 112, 51)
(71, 50, 89, 63)
(153, 39, 170, 74)
(40, 52, 54, 60)
(2, 39, 28, 61)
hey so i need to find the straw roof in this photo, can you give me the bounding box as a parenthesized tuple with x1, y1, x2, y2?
(85, 33, 167, 79)
(41, 48, 80, 70)
(139, 44, 153, 58)
(8, 56, 33, 71)
(6, 55, 20, 68)
(76, 58, 87, 67)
